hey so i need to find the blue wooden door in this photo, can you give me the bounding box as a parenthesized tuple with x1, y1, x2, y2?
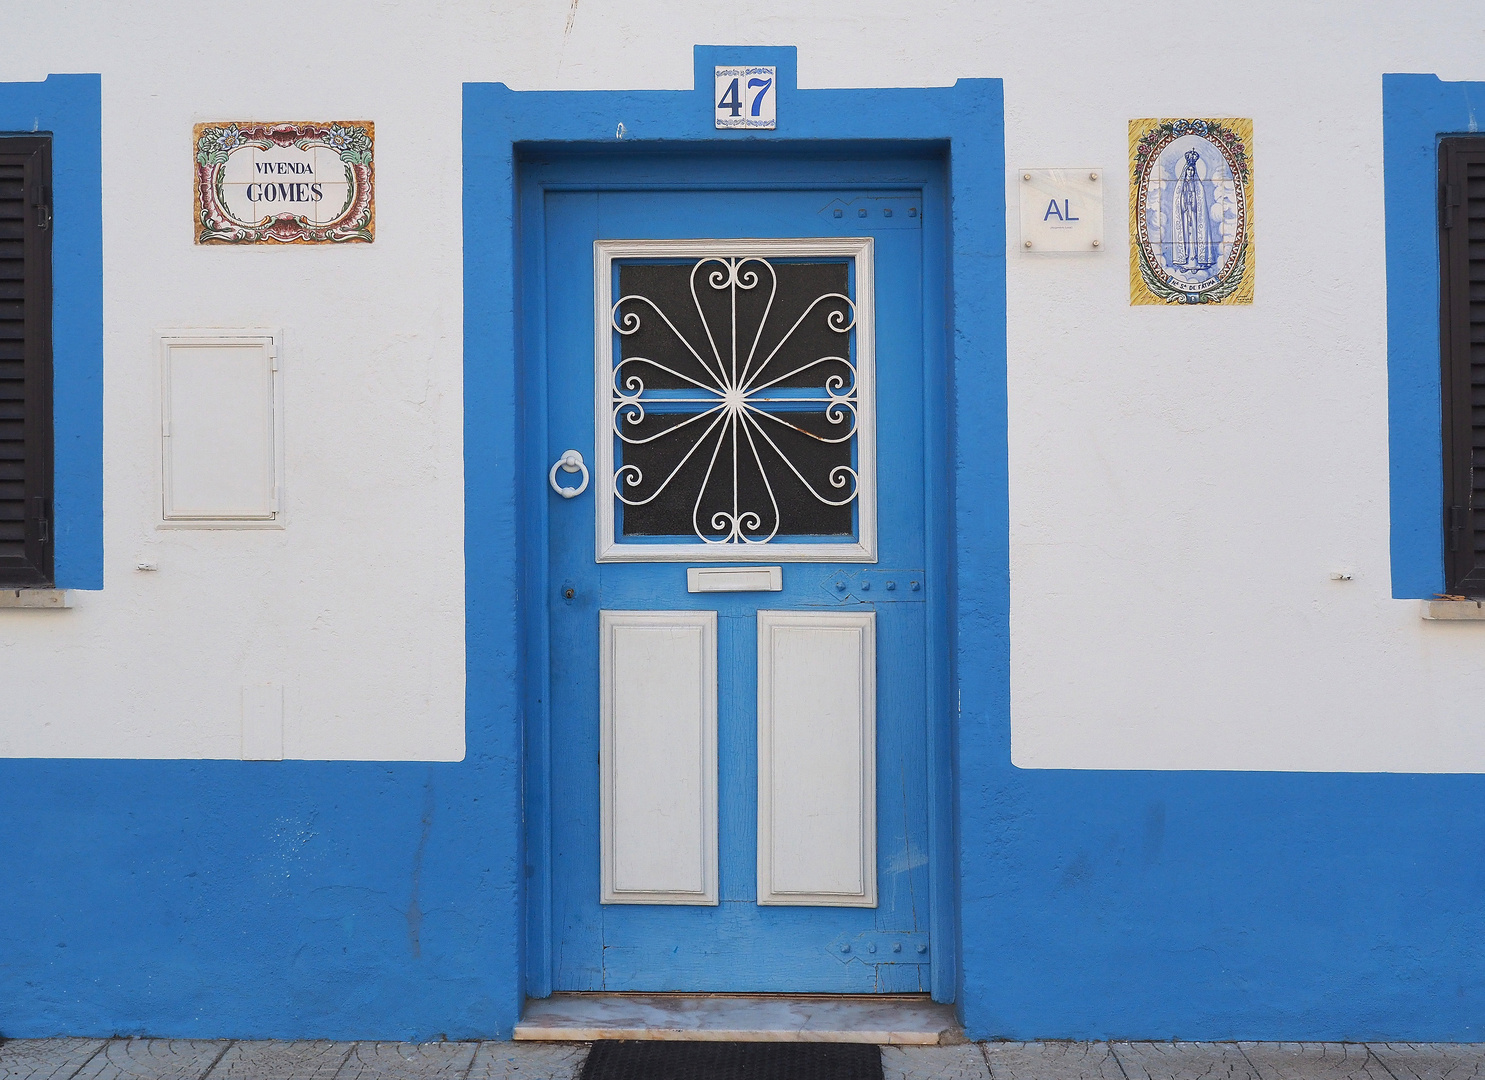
(529, 153, 944, 994)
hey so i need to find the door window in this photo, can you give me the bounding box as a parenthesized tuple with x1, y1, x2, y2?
(595, 239, 877, 562)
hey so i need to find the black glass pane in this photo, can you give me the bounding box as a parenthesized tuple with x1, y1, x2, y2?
(612, 258, 858, 541)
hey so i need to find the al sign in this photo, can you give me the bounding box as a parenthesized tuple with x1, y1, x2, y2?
(194, 121, 374, 244)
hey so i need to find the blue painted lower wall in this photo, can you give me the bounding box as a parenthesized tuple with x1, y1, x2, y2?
(0, 760, 523, 1041)
(959, 770, 1485, 1040)
(3, 763, 1481, 1040)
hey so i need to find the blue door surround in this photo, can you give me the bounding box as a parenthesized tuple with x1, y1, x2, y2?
(467, 46, 1004, 1010)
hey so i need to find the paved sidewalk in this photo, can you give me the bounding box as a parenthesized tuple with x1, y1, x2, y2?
(3, 1039, 1484, 1080)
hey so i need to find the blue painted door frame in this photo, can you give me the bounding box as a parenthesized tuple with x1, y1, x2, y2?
(520, 155, 947, 994)
(466, 44, 1006, 1016)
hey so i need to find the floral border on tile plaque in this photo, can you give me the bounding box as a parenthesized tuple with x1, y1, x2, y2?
(1129, 117, 1253, 305)
(194, 121, 374, 244)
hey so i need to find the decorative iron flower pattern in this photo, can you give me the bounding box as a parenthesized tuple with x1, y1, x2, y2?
(610, 256, 860, 545)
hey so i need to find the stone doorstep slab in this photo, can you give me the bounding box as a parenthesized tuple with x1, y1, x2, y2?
(512, 993, 960, 1044)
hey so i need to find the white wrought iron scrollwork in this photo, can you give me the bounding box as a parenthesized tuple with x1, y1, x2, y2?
(609, 256, 859, 545)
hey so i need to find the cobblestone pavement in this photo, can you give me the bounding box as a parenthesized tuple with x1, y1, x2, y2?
(2, 1040, 1482, 1080)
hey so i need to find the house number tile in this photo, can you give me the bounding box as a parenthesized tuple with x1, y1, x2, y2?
(715, 66, 776, 130)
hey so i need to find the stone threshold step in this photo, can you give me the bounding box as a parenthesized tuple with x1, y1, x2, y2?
(513, 993, 959, 1045)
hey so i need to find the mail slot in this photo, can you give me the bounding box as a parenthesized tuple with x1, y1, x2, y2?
(685, 566, 783, 593)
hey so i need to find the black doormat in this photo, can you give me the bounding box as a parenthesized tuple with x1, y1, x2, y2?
(579, 1041, 884, 1080)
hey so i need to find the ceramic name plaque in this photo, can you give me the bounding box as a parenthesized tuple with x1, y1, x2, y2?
(1129, 117, 1253, 305)
(194, 121, 374, 244)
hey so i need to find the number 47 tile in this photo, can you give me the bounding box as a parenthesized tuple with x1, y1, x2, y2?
(715, 66, 776, 130)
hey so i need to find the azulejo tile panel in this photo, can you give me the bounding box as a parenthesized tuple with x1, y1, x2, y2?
(193, 120, 374, 244)
(1129, 117, 1253, 305)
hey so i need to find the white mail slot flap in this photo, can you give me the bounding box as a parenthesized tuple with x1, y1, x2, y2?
(687, 566, 783, 593)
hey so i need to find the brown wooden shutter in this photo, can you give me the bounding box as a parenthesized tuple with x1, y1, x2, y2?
(0, 137, 52, 587)
(1440, 138, 1485, 595)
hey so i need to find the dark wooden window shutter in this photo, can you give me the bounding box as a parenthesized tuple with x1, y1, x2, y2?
(1440, 137, 1485, 595)
(0, 137, 52, 587)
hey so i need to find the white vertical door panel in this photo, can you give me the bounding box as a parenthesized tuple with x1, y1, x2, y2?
(600, 610, 718, 904)
(757, 609, 877, 907)
(161, 337, 278, 520)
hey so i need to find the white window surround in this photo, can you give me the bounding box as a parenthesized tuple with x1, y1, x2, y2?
(592, 237, 877, 563)
(156, 329, 285, 530)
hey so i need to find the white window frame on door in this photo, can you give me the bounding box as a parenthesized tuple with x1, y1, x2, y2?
(592, 237, 877, 563)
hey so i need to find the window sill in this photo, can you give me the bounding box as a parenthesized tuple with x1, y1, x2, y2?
(1421, 599, 1485, 620)
(157, 519, 283, 531)
(0, 588, 71, 609)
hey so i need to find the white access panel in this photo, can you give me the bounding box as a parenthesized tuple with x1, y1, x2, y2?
(600, 610, 718, 904)
(160, 331, 281, 525)
(757, 609, 877, 907)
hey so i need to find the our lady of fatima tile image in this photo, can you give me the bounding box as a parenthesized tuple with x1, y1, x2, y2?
(1129, 118, 1253, 305)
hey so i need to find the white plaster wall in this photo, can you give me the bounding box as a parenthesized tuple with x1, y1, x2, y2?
(1001, 5, 1485, 771)
(0, 1, 1479, 767)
